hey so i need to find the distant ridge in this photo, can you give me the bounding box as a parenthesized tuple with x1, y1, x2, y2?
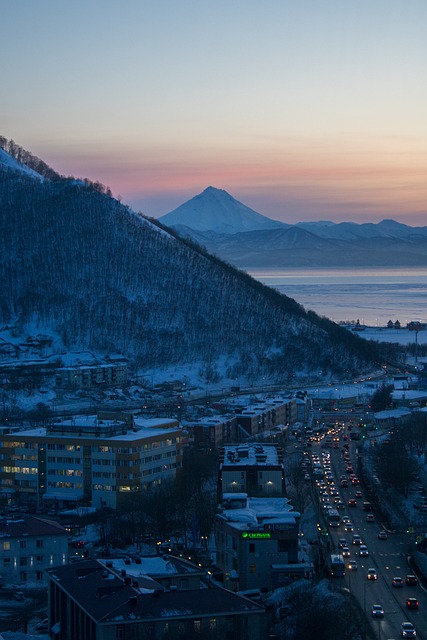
(159, 186, 286, 234)
(158, 188, 427, 267)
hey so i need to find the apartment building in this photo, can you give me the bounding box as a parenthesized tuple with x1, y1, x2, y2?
(0, 516, 68, 586)
(55, 360, 128, 389)
(183, 415, 238, 448)
(0, 415, 183, 509)
(235, 396, 296, 439)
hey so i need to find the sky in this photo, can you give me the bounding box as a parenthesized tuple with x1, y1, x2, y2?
(2, 0, 427, 225)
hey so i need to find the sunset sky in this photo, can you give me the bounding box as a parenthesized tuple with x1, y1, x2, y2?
(2, 0, 426, 225)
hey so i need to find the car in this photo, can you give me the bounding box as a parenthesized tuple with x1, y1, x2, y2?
(378, 530, 388, 540)
(371, 604, 384, 618)
(355, 489, 363, 498)
(338, 538, 347, 548)
(406, 575, 418, 586)
(393, 577, 404, 587)
(336, 500, 345, 510)
(342, 547, 351, 557)
(348, 498, 357, 507)
(342, 516, 351, 524)
(400, 622, 417, 637)
(406, 598, 419, 610)
(351, 477, 360, 485)
(359, 544, 369, 556)
(348, 560, 358, 571)
(367, 568, 377, 580)
(340, 479, 349, 487)
(366, 513, 375, 522)
(344, 522, 354, 532)
(304, 473, 311, 481)
(352, 534, 361, 545)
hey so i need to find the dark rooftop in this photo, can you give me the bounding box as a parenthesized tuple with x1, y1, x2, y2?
(47, 560, 264, 623)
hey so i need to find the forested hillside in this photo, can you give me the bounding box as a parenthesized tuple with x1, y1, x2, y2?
(0, 142, 380, 383)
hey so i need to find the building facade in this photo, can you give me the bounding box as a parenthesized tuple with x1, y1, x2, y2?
(214, 495, 302, 592)
(0, 415, 183, 509)
(0, 516, 68, 586)
(55, 360, 128, 389)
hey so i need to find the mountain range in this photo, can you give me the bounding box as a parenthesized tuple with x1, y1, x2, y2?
(0, 137, 381, 385)
(159, 188, 427, 268)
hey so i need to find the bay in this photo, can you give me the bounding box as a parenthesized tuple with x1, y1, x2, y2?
(248, 267, 427, 326)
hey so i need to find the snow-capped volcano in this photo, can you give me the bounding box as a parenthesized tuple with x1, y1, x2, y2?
(159, 186, 286, 234)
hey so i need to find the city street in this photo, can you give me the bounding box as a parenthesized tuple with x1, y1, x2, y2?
(313, 430, 427, 639)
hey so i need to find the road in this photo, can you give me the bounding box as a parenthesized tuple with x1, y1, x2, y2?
(312, 429, 427, 639)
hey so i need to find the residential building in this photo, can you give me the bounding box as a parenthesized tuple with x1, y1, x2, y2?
(55, 360, 128, 389)
(183, 416, 237, 448)
(218, 443, 286, 499)
(46, 558, 265, 640)
(235, 397, 296, 439)
(0, 415, 183, 509)
(0, 516, 68, 586)
(214, 494, 306, 592)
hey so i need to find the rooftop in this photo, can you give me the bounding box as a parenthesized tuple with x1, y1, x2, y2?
(219, 496, 299, 531)
(220, 443, 282, 467)
(47, 560, 264, 623)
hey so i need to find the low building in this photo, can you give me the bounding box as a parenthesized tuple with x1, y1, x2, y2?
(0, 516, 68, 586)
(218, 443, 286, 499)
(56, 360, 128, 389)
(46, 558, 265, 640)
(0, 415, 183, 509)
(214, 494, 304, 592)
(183, 416, 237, 448)
(235, 397, 296, 439)
(373, 408, 412, 429)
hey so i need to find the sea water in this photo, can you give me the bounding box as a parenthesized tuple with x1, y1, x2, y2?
(248, 267, 427, 326)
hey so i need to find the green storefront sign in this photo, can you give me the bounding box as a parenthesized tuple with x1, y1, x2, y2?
(241, 532, 271, 539)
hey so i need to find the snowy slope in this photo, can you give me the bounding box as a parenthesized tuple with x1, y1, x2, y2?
(0, 147, 43, 180)
(159, 186, 286, 234)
